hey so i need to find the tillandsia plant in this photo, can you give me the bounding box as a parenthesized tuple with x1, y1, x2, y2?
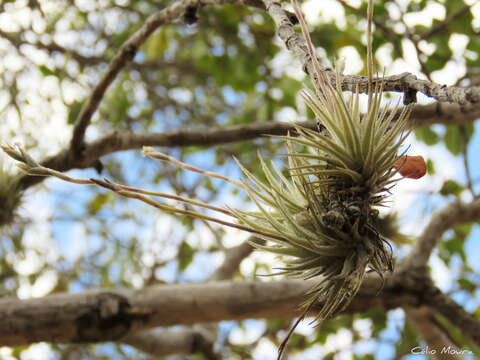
(1, 0, 427, 358)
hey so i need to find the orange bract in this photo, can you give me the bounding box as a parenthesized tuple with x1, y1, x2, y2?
(393, 155, 426, 179)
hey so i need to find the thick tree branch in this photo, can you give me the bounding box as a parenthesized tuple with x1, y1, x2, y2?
(0, 276, 420, 347)
(2, 264, 478, 350)
(400, 198, 480, 270)
(262, 0, 480, 107)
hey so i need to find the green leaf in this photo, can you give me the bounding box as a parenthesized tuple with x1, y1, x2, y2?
(444, 125, 462, 155)
(144, 28, 169, 60)
(395, 322, 418, 357)
(462, 123, 474, 143)
(441, 236, 466, 263)
(440, 179, 464, 196)
(424, 34, 453, 72)
(88, 193, 110, 215)
(68, 101, 84, 125)
(475, 306, 480, 321)
(178, 240, 194, 271)
(426, 158, 435, 175)
(466, 38, 480, 67)
(38, 65, 58, 77)
(458, 278, 476, 293)
(454, 223, 472, 240)
(434, 313, 479, 357)
(354, 355, 374, 360)
(415, 127, 439, 145)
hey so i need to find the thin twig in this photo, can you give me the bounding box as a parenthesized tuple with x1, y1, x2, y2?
(394, 1, 432, 80)
(336, 0, 398, 40)
(459, 125, 475, 197)
(142, 147, 247, 190)
(419, 3, 475, 40)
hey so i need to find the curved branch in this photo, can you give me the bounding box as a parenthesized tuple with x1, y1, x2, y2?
(400, 198, 480, 270)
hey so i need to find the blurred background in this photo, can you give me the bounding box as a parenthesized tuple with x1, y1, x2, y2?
(0, 0, 480, 358)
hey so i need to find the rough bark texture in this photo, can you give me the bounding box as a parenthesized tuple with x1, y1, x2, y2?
(0, 276, 408, 346)
(3, 269, 479, 349)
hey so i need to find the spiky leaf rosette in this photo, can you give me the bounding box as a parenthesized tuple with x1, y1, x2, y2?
(230, 69, 411, 325)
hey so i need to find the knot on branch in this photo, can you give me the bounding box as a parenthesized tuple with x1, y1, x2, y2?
(404, 87, 417, 105)
(75, 293, 134, 342)
(465, 87, 480, 104)
(183, 5, 199, 25)
(124, 44, 137, 60)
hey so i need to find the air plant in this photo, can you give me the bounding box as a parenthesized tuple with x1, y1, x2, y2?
(1, 0, 425, 358)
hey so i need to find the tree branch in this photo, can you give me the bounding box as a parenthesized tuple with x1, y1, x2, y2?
(210, 238, 259, 281)
(19, 120, 317, 189)
(419, 4, 473, 40)
(69, 0, 199, 153)
(391, 268, 480, 352)
(122, 240, 258, 358)
(410, 102, 480, 127)
(424, 287, 480, 351)
(405, 307, 463, 360)
(262, 0, 480, 106)
(2, 261, 477, 350)
(18, 99, 480, 190)
(123, 328, 218, 358)
(1, 276, 420, 347)
(0, 29, 104, 66)
(400, 198, 480, 270)
(68, 0, 267, 154)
